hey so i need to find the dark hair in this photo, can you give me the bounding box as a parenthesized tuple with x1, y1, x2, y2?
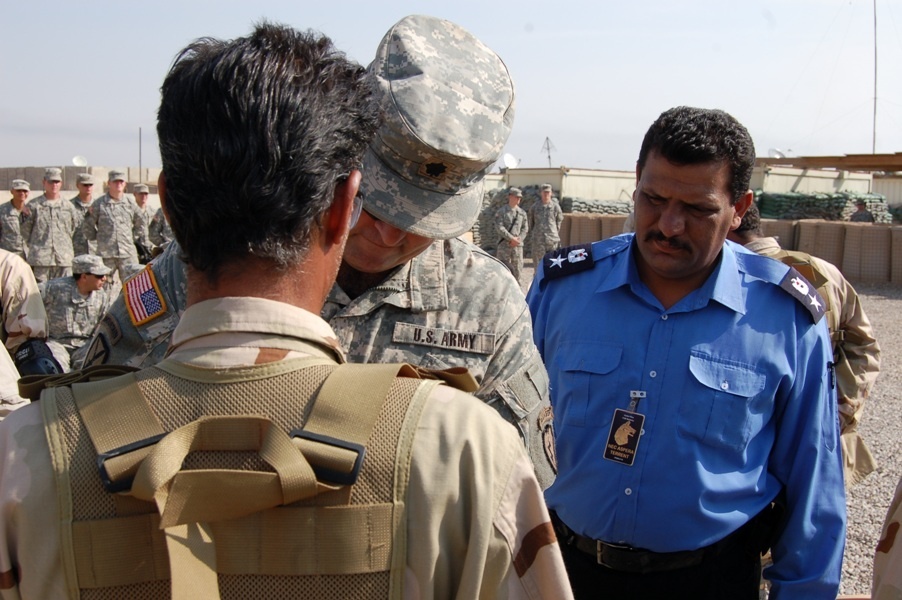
(637, 106, 755, 204)
(734, 200, 761, 235)
(157, 22, 381, 278)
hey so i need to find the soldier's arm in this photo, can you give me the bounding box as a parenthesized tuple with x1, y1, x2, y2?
(1, 261, 47, 351)
(19, 209, 33, 243)
(495, 210, 515, 241)
(81, 205, 98, 241)
(133, 205, 151, 247)
(520, 210, 529, 238)
(554, 204, 563, 229)
(834, 274, 880, 432)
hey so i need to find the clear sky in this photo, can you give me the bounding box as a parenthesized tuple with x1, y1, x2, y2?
(2, 0, 900, 172)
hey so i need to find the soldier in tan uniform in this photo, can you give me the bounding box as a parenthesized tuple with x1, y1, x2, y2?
(80, 15, 557, 490)
(728, 202, 880, 487)
(0, 21, 570, 599)
(0, 249, 47, 414)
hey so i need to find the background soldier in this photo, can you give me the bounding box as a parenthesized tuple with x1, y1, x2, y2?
(79, 15, 557, 490)
(0, 180, 30, 259)
(529, 182, 564, 261)
(132, 183, 154, 262)
(81, 170, 150, 293)
(70, 173, 97, 255)
(495, 186, 528, 283)
(40, 254, 111, 371)
(148, 205, 174, 248)
(20, 167, 79, 283)
(0, 21, 570, 598)
(728, 201, 880, 487)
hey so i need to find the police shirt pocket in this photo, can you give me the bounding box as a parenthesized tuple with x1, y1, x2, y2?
(558, 343, 623, 426)
(680, 353, 766, 452)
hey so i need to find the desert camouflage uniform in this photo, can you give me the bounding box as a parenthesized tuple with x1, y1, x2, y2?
(69, 197, 96, 256)
(495, 204, 528, 283)
(148, 206, 174, 247)
(0, 297, 572, 599)
(81, 239, 557, 489)
(81, 193, 150, 289)
(744, 236, 880, 487)
(529, 199, 563, 260)
(0, 202, 28, 259)
(0, 250, 47, 413)
(874, 474, 902, 599)
(40, 276, 111, 371)
(323, 238, 556, 488)
(20, 194, 79, 282)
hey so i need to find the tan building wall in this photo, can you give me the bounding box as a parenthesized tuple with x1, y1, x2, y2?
(874, 175, 902, 205)
(751, 166, 872, 194)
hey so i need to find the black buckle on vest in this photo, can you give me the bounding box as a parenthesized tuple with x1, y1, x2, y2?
(289, 429, 366, 486)
(96, 433, 167, 493)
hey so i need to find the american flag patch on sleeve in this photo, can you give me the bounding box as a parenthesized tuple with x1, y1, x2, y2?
(124, 266, 168, 326)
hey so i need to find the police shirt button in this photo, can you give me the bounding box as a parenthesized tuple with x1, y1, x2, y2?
(624, 488, 632, 495)
(661, 314, 668, 321)
(721, 380, 729, 390)
(649, 371, 657, 378)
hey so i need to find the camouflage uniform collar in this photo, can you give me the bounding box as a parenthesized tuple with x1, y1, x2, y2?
(170, 297, 346, 360)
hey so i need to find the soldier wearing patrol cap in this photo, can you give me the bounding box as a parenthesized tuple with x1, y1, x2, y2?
(20, 168, 80, 283)
(494, 186, 528, 283)
(79, 14, 558, 491)
(528, 182, 564, 262)
(40, 254, 112, 371)
(0, 180, 31, 259)
(0, 20, 570, 598)
(80, 169, 151, 293)
(70, 173, 97, 255)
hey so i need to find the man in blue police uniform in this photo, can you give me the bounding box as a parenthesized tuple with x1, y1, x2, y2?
(527, 106, 845, 599)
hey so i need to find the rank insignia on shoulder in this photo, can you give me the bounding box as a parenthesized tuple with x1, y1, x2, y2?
(779, 267, 826, 323)
(124, 266, 168, 327)
(542, 243, 595, 280)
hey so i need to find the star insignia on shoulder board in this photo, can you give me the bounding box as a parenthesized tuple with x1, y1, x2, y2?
(549, 255, 565, 268)
(809, 294, 823, 311)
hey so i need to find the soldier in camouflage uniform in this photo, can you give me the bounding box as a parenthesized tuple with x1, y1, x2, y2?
(495, 187, 528, 283)
(132, 183, 154, 263)
(40, 254, 112, 371)
(80, 15, 557, 490)
(728, 202, 881, 488)
(70, 173, 97, 256)
(529, 183, 564, 261)
(81, 170, 150, 293)
(20, 168, 80, 283)
(0, 180, 31, 259)
(148, 206, 174, 248)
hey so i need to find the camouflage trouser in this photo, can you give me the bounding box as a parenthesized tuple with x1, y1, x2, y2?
(532, 240, 560, 264)
(31, 265, 72, 284)
(496, 242, 524, 283)
(102, 256, 140, 299)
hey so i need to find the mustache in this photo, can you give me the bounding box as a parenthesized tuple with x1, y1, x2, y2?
(644, 230, 690, 252)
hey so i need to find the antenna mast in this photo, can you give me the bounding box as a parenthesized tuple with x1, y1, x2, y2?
(541, 137, 556, 168)
(872, 0, 878, 154)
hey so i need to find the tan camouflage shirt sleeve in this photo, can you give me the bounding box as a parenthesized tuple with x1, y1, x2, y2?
(0, 251, 47, 351)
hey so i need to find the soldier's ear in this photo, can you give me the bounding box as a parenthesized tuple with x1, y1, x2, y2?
(325, 170, 361, 247)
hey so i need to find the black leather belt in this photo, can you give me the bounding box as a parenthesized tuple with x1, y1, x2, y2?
(551, 512, 708, 574)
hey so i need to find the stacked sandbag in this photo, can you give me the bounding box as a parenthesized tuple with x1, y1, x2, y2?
(560, 197, 632, 215)
(758, 191, 891, 223)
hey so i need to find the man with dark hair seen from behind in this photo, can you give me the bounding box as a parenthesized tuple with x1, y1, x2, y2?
(79, 14, 557, 491)
(528, 106, 845, 598)
(728, 201, 880, 488)
(0, 21, 570, 599)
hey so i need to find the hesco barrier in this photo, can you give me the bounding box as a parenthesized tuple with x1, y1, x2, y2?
(559, 214, 902, 284)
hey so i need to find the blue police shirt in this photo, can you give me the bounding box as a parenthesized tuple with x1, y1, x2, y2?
(527, 235, 845, 599)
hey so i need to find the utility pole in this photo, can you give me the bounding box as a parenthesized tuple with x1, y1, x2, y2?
(872, 0, 878, 154)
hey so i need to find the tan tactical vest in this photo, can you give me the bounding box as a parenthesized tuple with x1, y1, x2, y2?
(38, 357, 473, 600)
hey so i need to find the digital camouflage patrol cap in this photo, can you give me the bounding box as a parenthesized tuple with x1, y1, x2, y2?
(361, 14, 515, 239)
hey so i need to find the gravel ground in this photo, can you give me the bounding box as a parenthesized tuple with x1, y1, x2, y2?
(840, 282, 901, 596)
(519, 262, 900, 595)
